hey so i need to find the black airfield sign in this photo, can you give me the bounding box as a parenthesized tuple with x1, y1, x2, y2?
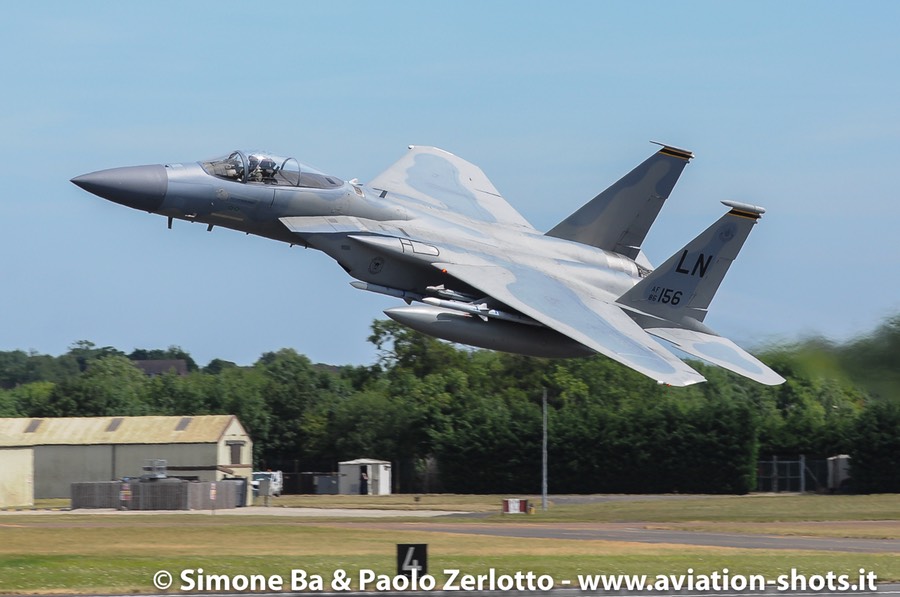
(397, 543, 427, 577)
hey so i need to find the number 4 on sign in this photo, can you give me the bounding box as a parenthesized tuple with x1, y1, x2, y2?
(402, 548, 420, 572)
(397, 544, 427, 577)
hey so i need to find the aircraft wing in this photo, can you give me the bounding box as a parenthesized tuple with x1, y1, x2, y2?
(433, 261, 706, 386)
(368, 146, 534, 228)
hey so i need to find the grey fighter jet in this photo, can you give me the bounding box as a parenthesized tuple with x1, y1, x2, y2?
(72, 144, 784, 386)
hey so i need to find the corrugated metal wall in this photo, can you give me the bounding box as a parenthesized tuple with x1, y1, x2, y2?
(71, 480, 243, 510)
(34, 444, 223, 498)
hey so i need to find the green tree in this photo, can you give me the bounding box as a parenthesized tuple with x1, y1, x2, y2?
(849, 398, 900, 493)
(840, 315, 900, 399)
(66, 340, 125, 372)
(369, 319, 470, 378)
(213, 367, 271, 465)
(129, 345, 199, 372)
(203, 358, 238, 375)
(433, 390, 542, 493)
(36, 356, 150, 417)
(254, 349, 346, 469)
(145, 370, 210, 414)
(0, 350, 79, 389)
(5, 381, 55, 416)
(0, 388, 19, 416)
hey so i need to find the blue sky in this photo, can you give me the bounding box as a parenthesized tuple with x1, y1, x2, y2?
(2, 2, 898, 367)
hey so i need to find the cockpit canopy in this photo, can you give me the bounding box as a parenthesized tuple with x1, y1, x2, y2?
(201, 150, 343, 189)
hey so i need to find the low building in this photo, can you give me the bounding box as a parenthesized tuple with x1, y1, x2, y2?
(132, 359, 189, 376)
(338, 458, 392, 495)
(0, 415, 252, 502)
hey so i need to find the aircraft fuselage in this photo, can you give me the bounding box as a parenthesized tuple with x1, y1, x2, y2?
(72, 152, 640, 358)
(76, 156, 641, 300)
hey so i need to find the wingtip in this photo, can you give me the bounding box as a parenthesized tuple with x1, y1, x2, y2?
(650, 141, 694, 161)
(660, 375, 707, 387)
(762, 372, 787, 386)
(407, 145, 456, 158)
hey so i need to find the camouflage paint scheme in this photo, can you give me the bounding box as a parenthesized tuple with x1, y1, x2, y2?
(72, 144, 784, 386)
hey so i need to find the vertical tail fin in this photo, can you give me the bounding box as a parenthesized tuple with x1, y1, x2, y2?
(617, 201, 766, 325)
(545, 143, 692, 259)
(618, 201, 784, 386)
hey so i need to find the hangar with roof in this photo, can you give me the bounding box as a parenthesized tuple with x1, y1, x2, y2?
(0, 415, 252, 506)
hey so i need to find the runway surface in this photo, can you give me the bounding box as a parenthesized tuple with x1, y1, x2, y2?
(332, 521, 900, 553)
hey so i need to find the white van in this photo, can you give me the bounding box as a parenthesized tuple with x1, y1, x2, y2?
(252, 471, 283, 497)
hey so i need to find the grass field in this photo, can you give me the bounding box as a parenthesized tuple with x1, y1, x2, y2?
(2, 494, 899, 594)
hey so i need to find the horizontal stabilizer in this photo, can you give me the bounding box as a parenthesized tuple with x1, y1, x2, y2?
(646, 327, 785, 386)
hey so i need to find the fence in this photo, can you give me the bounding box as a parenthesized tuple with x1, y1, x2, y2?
(71, 480, 243, 510)
(756, 456, 828, 492)
(71, 482, 120, 508)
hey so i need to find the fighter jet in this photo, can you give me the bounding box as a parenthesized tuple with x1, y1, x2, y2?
(71, 144, 784, 386)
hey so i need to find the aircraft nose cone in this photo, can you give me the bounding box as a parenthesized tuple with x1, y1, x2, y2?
(71, 164, 167, 212)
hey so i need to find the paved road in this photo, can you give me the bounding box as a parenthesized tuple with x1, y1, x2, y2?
(326, 521, 900, 554)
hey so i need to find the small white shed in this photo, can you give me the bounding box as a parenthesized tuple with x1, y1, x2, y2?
(338, 458, 391, 495)
(827, 454, 852, 491)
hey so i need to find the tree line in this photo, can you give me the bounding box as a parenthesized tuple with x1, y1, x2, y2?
(1, 315, 898, 494)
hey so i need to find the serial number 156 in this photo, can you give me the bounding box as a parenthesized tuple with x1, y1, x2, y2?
(649, 287, 683, 305)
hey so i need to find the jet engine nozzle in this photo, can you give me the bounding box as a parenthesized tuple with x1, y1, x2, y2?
(71, 164, 168, 212)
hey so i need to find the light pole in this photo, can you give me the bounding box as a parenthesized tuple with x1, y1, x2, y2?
(542, 388, 548, 511)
